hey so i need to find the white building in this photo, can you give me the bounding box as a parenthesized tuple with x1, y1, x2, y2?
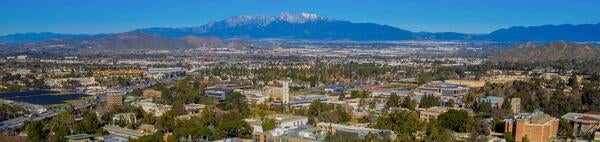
(134, 102, 172, 117)
(112, 113, 137, 124)
(280, 80, 291, 104)
(245, 114, 308, 133)
(145, 67, 185, 79)
(317, 122, 396, 138)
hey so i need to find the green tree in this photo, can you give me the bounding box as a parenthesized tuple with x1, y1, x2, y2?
(156, 111, 176, 132)
(51, 125, 69, 142)
(50, 111, 75, 142)
(130, 132, 164, 142)
(332, 109, 351, 123)
(423, 120, 452, 142)
(374, 110, 422, 140)
(446, 99, 455, 107)
(74, 111, 101, 134)
(350, 90, 369, 98)
(140, 112, 157, 124)
(215, 120, 253, 139)
(464, 93, 476, 108)
(261, 118, 278, 131)
(386, 93, 400, 108)
(307, 100, 332, 119)
(418, 72, 434, 85)
(324, 132, 363, 142)
(401, 96, 416, 110)
(52, 111, 75, 127)
(474, 100, 493, 118)
(26, 120, 48, 142)
(338, 93, 346, 100)
(174, 126, 213, 141)
(437, 109, 472, 133)
(558, 119, 573, 139)
(223, 92, 250, 116)
(505, 132, 515, 142)
(522, 135, 530, 142)
(567, 74, 579, 89)
(419, 95, 441, 108)
(502, 98, 512, 110)
(201, 106, 217, 126)
(172, 100, 187, 115)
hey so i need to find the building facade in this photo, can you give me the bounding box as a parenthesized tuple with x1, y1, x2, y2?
(143, 89, 162, 99)
(106, 91, 124, 106)
(562, 112, 600, 137)
(505, 111, 559, 142)
(245, 114, 308, 133)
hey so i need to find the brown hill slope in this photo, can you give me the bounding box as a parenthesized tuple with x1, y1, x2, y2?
(491, 42, 600, 63)
(88, 32, 195, 49)
(182, 35, 223, 47)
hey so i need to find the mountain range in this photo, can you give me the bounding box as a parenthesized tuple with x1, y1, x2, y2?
(1, 12, 600, 43)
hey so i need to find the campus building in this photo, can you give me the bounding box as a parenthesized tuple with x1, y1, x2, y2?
(205, 86, 234, 101)
(106, 90, 124, 106)
(142, 89, 162, 99)
(478, 96, 521, 114)
(316, 122, 395, 139)
(245, 114, 308, 133)
(418, 106, 474, 122)
(562, 112, 600, 137)
(418, 81, 469, 97)
(505, 111, 559, 142)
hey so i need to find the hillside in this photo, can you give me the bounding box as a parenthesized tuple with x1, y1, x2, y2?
(182, 36, 223, 47)
(490, 42, 600, 62)
(87, 32, 195, 49)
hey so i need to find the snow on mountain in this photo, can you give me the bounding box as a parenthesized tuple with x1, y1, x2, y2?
(220, 12, 332, 27)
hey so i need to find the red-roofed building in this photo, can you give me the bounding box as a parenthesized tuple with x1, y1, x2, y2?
(562, 112, 600, 137)
(585, 112, 600, 115)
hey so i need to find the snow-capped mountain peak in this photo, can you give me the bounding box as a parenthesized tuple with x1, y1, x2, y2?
(220, 12, 332, 27)
(277, 12, 329, 23)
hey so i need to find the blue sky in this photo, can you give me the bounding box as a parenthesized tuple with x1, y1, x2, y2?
(1, 0, 599, 35)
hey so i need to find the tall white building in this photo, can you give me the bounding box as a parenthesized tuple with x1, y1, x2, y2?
(280, 79, 291, 104)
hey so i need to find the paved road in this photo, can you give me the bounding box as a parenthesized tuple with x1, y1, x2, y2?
(0, 97, 99, 131)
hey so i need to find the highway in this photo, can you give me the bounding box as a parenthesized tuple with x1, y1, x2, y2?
(0, 95, 100, 131)
(0, 76, 182, 132)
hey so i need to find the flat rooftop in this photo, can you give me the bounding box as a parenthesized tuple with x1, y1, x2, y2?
(65, 133, 93, 140)
(246, 114, 307, 126)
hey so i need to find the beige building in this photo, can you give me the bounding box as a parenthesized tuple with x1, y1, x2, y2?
(263, 86, 287, 99)
(505, 112, 559, 142)
(135, 102, 172, 117)
(511, 98, 521, 114)
(419, 106, 450, 122)
(483, 75, 530, 84)
(143, 89, 162, 99)
(444, 80, 485, 88)
(106, 91, 124, 106)
(418, 106, 474, 122)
